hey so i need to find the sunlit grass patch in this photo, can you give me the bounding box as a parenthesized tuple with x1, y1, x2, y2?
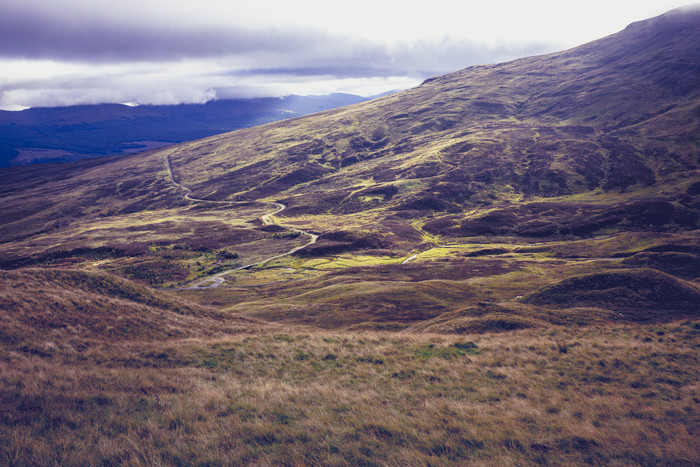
(293, 254, 401, 271)
(332, 254, 401, 268)
(224, 266, 310, 287)
(298, 257, 335, 269)
(404, 246, 452, 262)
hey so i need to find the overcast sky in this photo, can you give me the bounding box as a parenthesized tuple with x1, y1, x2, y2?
(0, 0, 695, 110)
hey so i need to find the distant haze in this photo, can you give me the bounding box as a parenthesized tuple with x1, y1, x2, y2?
(0, 0, 695, 110)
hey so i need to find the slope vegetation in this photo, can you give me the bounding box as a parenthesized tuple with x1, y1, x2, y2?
(160, 7, 700, 234)
(0, 268, 262, 347)
(0, 7, 698, 324)
(0, 9, 699, 465)
(523, 268, 700, 320)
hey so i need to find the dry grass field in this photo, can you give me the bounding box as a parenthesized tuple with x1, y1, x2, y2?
(1, 269, 697, 465)
(1, 321, 698, 465)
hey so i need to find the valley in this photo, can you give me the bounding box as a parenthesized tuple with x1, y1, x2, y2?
(0, 6, 699, 465)
(0, 94, 370, 167)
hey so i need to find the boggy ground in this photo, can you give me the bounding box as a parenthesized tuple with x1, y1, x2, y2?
(1, 322, 698, 466)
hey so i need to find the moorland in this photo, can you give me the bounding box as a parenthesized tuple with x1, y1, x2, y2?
(0, 6, 699, 465)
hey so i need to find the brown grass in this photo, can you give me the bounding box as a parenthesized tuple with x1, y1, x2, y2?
(0, 268, 265, 347)
(1, 321, 698, 465)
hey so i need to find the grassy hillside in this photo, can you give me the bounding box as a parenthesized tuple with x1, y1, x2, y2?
(1, 322, 698, 465)
(0, 7, 698, 325)
(0, 8, 697, 261)
(0, 7, 699, 464)
(0, 268, 263, 347)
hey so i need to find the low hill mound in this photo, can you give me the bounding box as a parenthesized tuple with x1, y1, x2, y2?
(523, 268, 700, 321)
(405, 301, 620, 334)
(621, 251, 700, 280)
(237, 279, 478, 328)
(0, 268, 262, 347)
(407, 311, 543, 334)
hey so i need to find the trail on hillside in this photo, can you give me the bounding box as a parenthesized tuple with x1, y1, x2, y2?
(165, 153, 218, 203)
(261, 202, 286, 225)
(164, 152, 318, 289)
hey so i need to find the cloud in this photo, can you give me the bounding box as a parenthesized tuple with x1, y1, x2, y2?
(0, 1, 558, 109)
(0, 1, 554, 69)
(0, 3, 328, 62)
(0, 61, 222, 108)
(1, 80, 218, 109)
(0, 58, 426, 109)
(0, 39, 552, 109)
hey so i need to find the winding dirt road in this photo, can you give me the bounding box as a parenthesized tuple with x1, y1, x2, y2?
(261, 202, 286, 225)
(165, 153, 228, 203)
(164, 152, 318, 289)
(185, 225, 319, 290)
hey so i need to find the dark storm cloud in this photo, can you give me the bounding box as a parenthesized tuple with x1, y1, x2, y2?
(0, 2, 550, 76)
(0, 3, 331, 62)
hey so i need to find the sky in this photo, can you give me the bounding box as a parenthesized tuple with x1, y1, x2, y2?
(0, 0, 695, 110)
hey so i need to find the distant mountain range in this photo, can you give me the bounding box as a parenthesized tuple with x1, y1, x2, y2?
(0, 93, 370, 166)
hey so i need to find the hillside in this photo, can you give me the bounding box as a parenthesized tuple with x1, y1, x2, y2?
(1, 7, 700, 465)
(0, 6, 699, 328)
(162, 7, 700, 226)
(0, 268, 263, 347)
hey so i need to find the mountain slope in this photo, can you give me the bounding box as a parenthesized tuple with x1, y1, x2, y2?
(154, 6, 700, 234)
(1, 10, 699, 465)
(0, 7, 699, 327)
